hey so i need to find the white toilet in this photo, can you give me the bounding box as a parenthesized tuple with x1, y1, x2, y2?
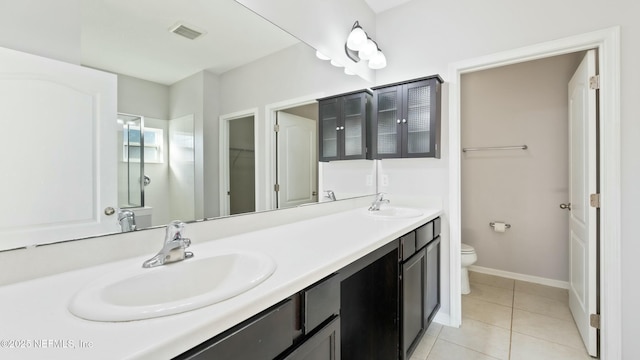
(461, 243, 478, 295)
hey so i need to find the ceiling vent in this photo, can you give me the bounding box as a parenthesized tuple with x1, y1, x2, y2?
(169, 22, 205, 40)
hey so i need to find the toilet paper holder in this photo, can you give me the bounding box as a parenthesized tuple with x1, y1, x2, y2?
(489, 222, 511, 229)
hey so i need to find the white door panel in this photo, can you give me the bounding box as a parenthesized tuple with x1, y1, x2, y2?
(568, 49, 597, 356)
(0, 46, 118, 250)
(277, 112, 317, 208)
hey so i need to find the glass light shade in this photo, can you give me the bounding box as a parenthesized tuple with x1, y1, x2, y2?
(368, 50, 387, 69)
(346, 26, 367, 51)
(358, 39, 377, 60)
(315, 50, 330, 60)
(330, 59, 343, 67)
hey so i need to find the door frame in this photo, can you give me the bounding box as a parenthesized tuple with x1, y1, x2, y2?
(219, 108, 259, 216)
(448, 27, 620, 359)
(265, 93, 324, 210)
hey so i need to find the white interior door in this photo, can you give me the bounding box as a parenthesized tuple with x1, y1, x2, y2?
(276, 112, 317, 208)
(567, 49, 598, 356)
(0, 46, 118, 250)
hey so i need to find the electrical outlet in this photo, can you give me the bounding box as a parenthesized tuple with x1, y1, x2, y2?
(381, 174, 389, 187)
(366, 175, 373, 186)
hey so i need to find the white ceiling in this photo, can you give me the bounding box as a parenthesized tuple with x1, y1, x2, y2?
(81, 0, 300, 85)
(81, 0, 414, 85)
(364, 0, 413, 13)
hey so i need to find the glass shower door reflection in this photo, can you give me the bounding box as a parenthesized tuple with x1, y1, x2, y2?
(117, 113, 144, 208)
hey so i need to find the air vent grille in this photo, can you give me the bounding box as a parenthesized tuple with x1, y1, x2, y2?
(170, 24, 204, 40)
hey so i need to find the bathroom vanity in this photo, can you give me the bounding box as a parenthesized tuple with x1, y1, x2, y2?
(0, 203, 441, 360)
(175, 216, 441, 360)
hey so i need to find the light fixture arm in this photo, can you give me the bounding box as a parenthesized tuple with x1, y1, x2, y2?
(345, 43, 360, 62)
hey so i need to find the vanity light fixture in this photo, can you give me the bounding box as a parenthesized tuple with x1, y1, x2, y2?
(315, 50, 331, 60)
(344, 21, 386, 69)
(330, 59, 344, 68)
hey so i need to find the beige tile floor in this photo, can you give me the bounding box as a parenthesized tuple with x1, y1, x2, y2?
(410, 271, 595, 360)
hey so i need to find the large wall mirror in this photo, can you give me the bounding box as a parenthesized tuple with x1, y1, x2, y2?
(0, 0, 376, 251)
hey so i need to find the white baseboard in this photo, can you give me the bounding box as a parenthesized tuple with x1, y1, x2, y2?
(468, 265, 570, 289)
(433, 311, 452, 327)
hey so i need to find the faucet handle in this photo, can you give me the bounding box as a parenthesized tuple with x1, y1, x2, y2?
(182, 238, 191, 248)
(165, 220, 186, 243)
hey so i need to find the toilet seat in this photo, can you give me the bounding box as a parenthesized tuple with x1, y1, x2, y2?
(461, 243, 475, 254)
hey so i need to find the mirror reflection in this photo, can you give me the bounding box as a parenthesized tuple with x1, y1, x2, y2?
(117, 113, 145, 210)
(0, 0, 376, 251)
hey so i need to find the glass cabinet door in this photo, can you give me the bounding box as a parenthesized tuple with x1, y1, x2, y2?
(403, 80, 433, 157)
(319, 98, 339, 160)
(375, 87, 402, 157)
(342, 93, 365, 158)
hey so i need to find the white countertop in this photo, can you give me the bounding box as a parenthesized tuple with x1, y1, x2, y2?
(0, 207, 440, 360)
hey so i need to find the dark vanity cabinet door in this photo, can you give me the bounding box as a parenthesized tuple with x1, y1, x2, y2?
(340, 242, 399, 360)
(402, 247, 426, 359)
(371, 85, 403, 158)
(399, 217, 441, 359)
(372, 76, 443, 159)
(319, 97, 340, 161)
(283, 316, 340, 360)
(425, 236, 441, 325)
(318, 90, 372, 162)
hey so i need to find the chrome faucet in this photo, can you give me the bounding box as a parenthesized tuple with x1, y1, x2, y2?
(118, 210, 136, 232)
(325, 190, 337, 201)
(142, 220, 194, 268)
(368, 193, 390, 211)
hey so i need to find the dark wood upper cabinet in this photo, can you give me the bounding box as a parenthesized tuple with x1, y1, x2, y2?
(372, 75, 443, 159)
(318, 90, 372, 162)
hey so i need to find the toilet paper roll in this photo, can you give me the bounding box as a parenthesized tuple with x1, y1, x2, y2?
(493, 222, 507, 232)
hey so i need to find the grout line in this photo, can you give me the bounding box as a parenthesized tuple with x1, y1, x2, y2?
(437, 338, 502, 360)
(510, 329, 589, 353)
(508, 281, 515, 360)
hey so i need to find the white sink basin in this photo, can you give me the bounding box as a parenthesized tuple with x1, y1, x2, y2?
(68, 250, 276, 322)
(367, 207, 423, 219)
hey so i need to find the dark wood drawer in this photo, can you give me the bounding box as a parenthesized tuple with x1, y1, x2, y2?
(433, 217, 441, 237)
(416, 222, 434, 250)
(400, 232, 416, 261)
(304, 274, 340, 333)
(175, 299, 295, 360)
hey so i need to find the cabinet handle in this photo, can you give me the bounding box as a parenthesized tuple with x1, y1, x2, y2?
(397, 119, 401, 124)
(336, 127, 340, 131)
(340, 126, 345, 130)
(402, 119, 407, 123)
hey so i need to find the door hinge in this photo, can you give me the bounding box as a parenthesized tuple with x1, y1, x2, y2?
(274, 124, 280, 132)
(589, 75, 600, 90)
(590, 193, 601, 208)
(590, 313, 601, 329)
(274, 184, 280, 192)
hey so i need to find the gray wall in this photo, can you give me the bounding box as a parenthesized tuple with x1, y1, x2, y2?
(117, 74, 170, 120)
(461, 53, 583, 282)
(170, 71, 219, 220)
